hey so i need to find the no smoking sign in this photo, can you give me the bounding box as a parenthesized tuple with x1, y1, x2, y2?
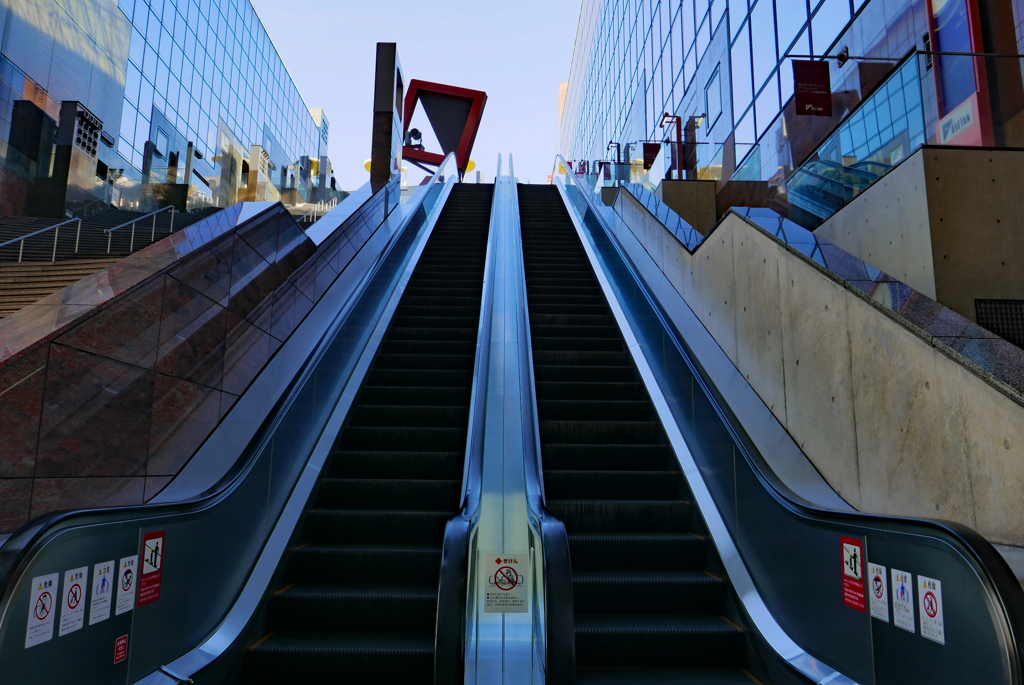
(482, 552, 529, 614)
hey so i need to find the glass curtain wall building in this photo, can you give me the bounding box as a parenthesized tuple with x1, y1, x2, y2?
(559, 0, 1024, 208)
(0, 0, 334, 219)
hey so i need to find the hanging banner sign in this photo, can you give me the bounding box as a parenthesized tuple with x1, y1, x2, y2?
(482, 551, 529, 613)
(841, 536, 866, 612)
(643, 143, 662, 169)
(793, 61, 833, 117)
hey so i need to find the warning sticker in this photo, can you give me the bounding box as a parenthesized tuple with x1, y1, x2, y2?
(89, 560, 115, 625)
(115, 556, 138, 616)
(482, 551, 529, 613)
(25, 573, 59, 648)
(868, 562, 889, 622)
(114, 634, 128, 664)
(841, 536, 866, 612)
(918, 575, 945, 645)
(892, 569, 915, 633)
(138, 531, 165, 607)
(59, 566, 88, 636)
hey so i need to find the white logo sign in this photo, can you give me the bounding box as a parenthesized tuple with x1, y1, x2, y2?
(892, 569, 915, 633)
(115, 556, 138, 616)
(59, 566, 88, 636)
(25, 573, 59, 648)
(90, 561, 115, 625)
(919, 575, 945, 645)
(482, 551, 529, 614)
(868, 563, 889, 622)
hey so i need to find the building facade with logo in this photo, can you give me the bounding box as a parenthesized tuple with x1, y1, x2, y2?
(558, 0, 1024, 204)
(0, 0, 335, 219)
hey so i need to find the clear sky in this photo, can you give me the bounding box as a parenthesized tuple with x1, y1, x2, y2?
(249, 1, 582, 189)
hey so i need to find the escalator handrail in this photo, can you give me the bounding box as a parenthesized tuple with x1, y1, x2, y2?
(511, 173, 577, 681)
(0, 158, 457, 674)
(457, 160, 500, 521)
(553, 155, 1024, 684)
(434, 163, 500, 682)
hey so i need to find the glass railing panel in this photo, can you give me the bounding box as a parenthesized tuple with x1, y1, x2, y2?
(0, 179, 402, 533)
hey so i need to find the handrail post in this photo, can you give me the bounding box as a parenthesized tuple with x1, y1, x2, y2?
(130, 222, 136, 252)
(151, 213, 157, 242)
(52, 226, 59, 263)
(18, 239, 23, 263)
(170, 208, 175, 233)
(106, 231, 112, 254)
(75, 219, 81, 254)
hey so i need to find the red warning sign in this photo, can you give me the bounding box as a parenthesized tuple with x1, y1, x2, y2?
(67, 583, 82, 610)
(924, 591, 938, 618)
(841, 536, 866, 612)
(138, 531, 165, 607)
(114, 635, 128, 664)
(494, 566, 519, 591)
(34, 592, 52, 621)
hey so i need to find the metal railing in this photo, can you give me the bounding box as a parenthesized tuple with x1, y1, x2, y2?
(104, 205, 176, 254)
(299, 197, 338, 224)
(0, 217, 82, 263)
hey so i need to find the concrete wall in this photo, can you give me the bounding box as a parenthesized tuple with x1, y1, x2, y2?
(816, 150, 936, 298)
(616, 189, 1024, 546)
(815, 147, 1024, 321)
(657, 179, 717, 235)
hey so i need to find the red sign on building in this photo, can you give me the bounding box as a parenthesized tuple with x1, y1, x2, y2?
(642, 143, 661, 170)
(114, 635, 129, 664)
(793, 61, 832, 117)
(841, 536, 867, 612)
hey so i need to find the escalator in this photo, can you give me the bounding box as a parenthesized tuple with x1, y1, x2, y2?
(518, 185, 757, 683)
(240, 183, 493, 683)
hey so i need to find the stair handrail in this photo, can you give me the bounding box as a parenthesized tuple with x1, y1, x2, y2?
(0, 217, 82, 263)
(299, 197, 339, 225)
(103, 205, 177, 253)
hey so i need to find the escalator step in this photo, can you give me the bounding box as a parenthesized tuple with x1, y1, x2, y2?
(328, 450, 463, 479)
(347, 404, 470, 427)
(244, 632, 434, 684)
(567, 532, 709, 571)
(535, 381, 645, 400)
(541, 444, 671, 471)
(338, 426, 467, 451)
(539, 419, 660, 444)
(574, 615, 745, 668)
(547, 500, 691, 532)
(267, 585, 438, 632)
(303, 509, 455, 545)
(573, 570, 726, 615)
(316, 478, 460, 509)
(531, 336, 623, 352)
(356, 385, 472, 406)
(545, 470, 679, 500)
(576, 668, 761, 684)
(369, 353, 475, 370)
(285, 544, 442, 585)
(537, 399, 651, 420)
